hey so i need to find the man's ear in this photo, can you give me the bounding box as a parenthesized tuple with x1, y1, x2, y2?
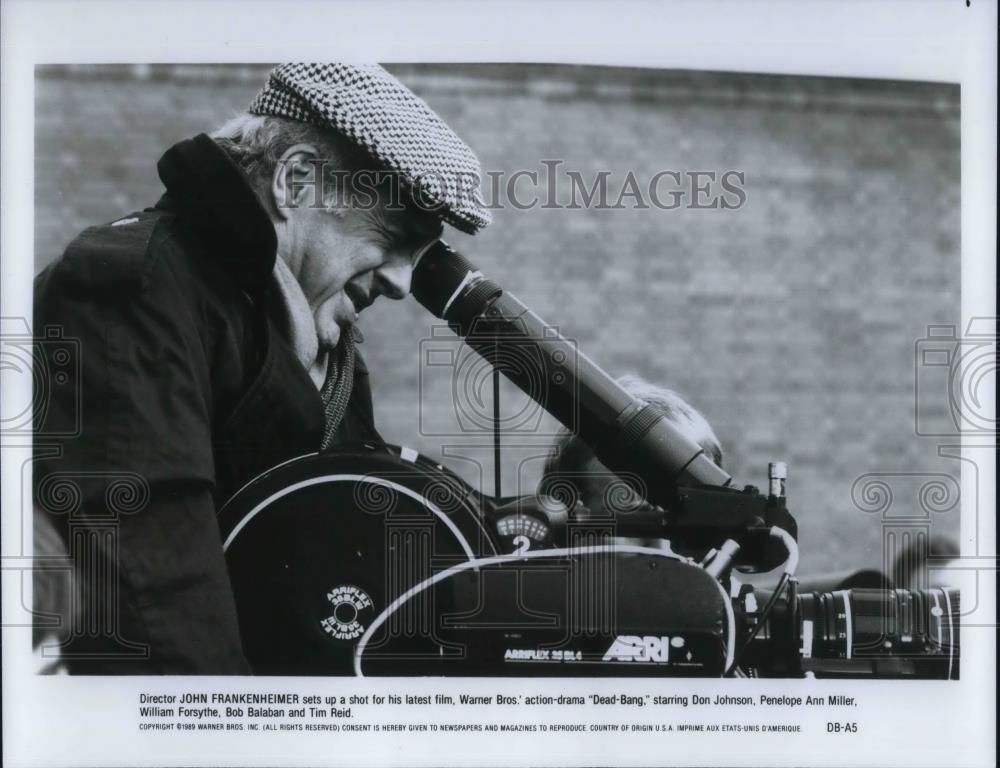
(271, 143, 322, 219)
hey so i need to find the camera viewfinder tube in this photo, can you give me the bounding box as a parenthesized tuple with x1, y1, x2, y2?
(411, 241, 733, 508)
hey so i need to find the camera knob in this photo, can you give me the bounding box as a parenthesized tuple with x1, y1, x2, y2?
(768, 461, 787, 499)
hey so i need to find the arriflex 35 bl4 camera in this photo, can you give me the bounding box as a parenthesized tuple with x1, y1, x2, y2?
(219, 243, 959, 679)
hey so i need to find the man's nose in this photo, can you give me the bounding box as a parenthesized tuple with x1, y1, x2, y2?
(373, 260, 412, 300)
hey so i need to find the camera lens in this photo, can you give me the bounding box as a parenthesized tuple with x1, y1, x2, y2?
(796, 587, 959, 679)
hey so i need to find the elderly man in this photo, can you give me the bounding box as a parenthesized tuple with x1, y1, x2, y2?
(33, 64, 489, 673)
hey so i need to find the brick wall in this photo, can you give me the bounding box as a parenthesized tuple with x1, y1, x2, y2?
(34, 65, 960, 573)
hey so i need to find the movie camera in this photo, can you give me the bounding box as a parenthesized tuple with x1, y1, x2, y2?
(219, 243, 959, 679)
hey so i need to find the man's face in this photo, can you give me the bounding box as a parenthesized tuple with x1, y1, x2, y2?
(284, 178, 442, 349)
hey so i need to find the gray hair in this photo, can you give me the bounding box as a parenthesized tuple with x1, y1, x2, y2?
(210, 113, 368, 212)
(543, 374, 724, 482)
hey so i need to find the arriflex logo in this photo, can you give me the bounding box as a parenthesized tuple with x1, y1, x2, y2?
(319, 585, 373, 641)
(602, 635, 685, 663)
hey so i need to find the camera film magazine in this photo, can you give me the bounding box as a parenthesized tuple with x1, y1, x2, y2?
(1, 2, 996, 767)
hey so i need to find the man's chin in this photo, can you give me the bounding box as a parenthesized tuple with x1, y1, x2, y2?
(317, 323, 341, 349)
(315, 293, 360, 348)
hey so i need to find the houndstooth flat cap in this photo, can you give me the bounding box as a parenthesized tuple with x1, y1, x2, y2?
(249, 63, 491, 234)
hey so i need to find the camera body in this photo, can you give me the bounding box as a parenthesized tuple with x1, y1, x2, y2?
(220, 445, 959, 679)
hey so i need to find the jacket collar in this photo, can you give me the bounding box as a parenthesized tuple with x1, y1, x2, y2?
(156, 133, 277, 295)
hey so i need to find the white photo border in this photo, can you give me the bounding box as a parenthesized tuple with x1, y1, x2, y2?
(2, 2, 995, 767)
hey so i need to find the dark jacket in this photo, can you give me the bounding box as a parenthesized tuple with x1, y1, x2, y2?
(33, 133, 381, 674)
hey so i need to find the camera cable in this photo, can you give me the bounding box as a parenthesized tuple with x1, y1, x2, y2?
(726, 527, 799, 676)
